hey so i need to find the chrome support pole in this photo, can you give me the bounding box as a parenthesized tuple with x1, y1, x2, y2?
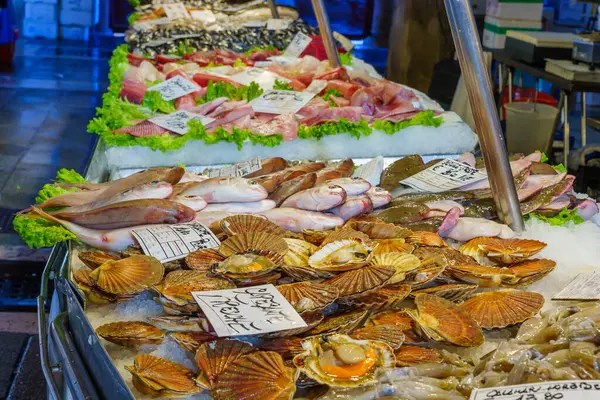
(444, 0, 524, 232)
(582, 92, 587, 147)
(564, 93, 570, 168)
(310, 0, 340, 68)
(267, 0, 280, 19)
(508, 67, 513, 103)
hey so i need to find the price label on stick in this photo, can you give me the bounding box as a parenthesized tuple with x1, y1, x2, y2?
(132, 223, 220, 263)
(207, 157, 262, 178)
(469, 380, 600, 400)
(192, 284, 307, 337)
(553, 272, 600, 300)
(147, 76, 198, 101)
(400, 158, 488, 193)
(150, 111, 214, 135)
(163, 3, 191, 20)
(267, 19, 290, 30)
(284, 32, 312, 58)
(251, 89, 315, 114)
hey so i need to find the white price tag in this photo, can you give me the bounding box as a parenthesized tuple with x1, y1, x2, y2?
(553, 272, 600, 300)
(333, 31, 354, 52)
(284, 32, 312, 58)
(190, 9, 215, 23)
(132, 222, 220, 263)
(469, 380, 600, 400)
(253, 61, 273, 68)
(163, 3, 190, 20)
(150, 111, 214, 135)
(267, 18, 290, 30)
(147, 76, 198, 101)
(401, 159, 488, 193)
(192, 284, 307, 337)
(268, 55, 299, 66)
(242, 20, 266, 28)
(207, 157, 262, 178)
(304, 79, 327, 94)
(251, 90, 315, 114)
(230, 68, 290, 91)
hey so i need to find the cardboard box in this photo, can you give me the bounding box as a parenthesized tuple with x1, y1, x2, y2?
(483, 16, 542, 49)
(24, 2, 58, 21)
(60, 25, 90, 40)
(23, 19, 58, 39)
(59, 9, 98, 26)
(486, 0, 544, 21)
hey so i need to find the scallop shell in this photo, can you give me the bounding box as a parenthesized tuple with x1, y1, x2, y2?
(461, 237, 547, 265)
(96, 321, 165, 347)
(460, 290, 545, 329)
(219, 232, 288, 256)
(320, 229, 372, 247)
(90, 255, 164, 295)
(414, 246, 476, 267)
(371, 253, 421, 284)
(410, 294, 484, 347)
(280, 264, 335, 281)
(366, 310, 422, 343)
(309, 239, 373, 272)
(147, 316, 209, 332)
(324, 265, 395, 298)
(406, 232, 448, 247)
(302, 229, 329, 246)
(404, 254, 447, 288)
(339, 284, 411, 311)
(195, 339, 256, 388)
(213, 250, 283, 279)
(73, 269, 120, 305)
(169, 332, 218, 353)
(267, 311, 325, 339)
(293, 334, 395, 388)
(212, 351, 297, 400)
(394, 345, 443, 367)
(236, 272, 283, 287)
(277, 282, 339, 313)
(445, 264, 514, 288)
(283, 238, 317, 267)
(125, 354, 204, 397)
(372, 239, 415, 255)
(156, 270, 235, 305)
(412, 284, 479, 303)
(78, 250, 119, 270)
(303, 310, 368, 336)
(503, 259, 557, 288)
(186, 249, 226, 271)
(261, 337, 304, 359)
(350, 221, 412, 239)
(350, 325, 405, 349)
(220, 214, 284, 237)
(159, 296, 202, 315)
(73, 268, 96, 288)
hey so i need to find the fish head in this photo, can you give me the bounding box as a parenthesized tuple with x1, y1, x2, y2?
(142, 181, 174, 198)
(242, 178, 269, 199)
(174, 203, 197, 223)
(321, 184, 347, 200)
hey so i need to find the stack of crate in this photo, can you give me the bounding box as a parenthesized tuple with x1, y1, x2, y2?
(59, 0, 99, 40)
(23, 0, 59, 39)
(483, 0, 544, 49)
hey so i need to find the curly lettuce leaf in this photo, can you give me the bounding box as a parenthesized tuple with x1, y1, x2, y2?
(127, 12, 140, 25)
(244, 45, 277, 56)
(372, 111, 442, 134)
(177, 40, 196, 56)
(196, 81, 263, 104)
(553, 163, 567, 173)
(274, 79, 294, 91)
(322, 88, 343, 107)
(128, 0, 140, 6)
(525, 208, 584, 226)
(340, 53, 353, 66)
(55, 168, 86, 184)
(233, 58, 246, 67)
(107, 44, 130, 96)
(298, 118, 372, 140)
(13, 215, 77, 248)
(142, 91, 177, 114)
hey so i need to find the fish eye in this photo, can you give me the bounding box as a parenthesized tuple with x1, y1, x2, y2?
(249, 180, 258, 185)
(328, 185, 337, 189)
(352, 177, 360, 180)
(152, 180, 159, 184)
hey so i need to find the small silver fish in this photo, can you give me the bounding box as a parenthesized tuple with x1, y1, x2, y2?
(169, 195, 208, 211)
(202, 200, 276, 213)
(280, 185, 346, 211)
(329, 195, 373, 221)
(181, 177, 268, 203)
(366, 187, 392, 209)
(261, 208, 344, 232)
(323, 177, 371, 196)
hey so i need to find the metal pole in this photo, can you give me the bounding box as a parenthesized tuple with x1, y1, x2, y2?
(582, 92, 587, 147)
(267, 0, 280, 19)
(310, 0, 340, 68)
(444, 0, 524, 232)
(563, 92, 570, 168)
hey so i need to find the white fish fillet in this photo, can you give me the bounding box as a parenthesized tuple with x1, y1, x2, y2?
(352, 156, 384, 186)
(443, 217, 515, 241)
(517, 173, 566, 201)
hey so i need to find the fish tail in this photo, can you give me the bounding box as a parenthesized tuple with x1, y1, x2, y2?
(16, 207, 33, 215)
(31, 206, 66, 226)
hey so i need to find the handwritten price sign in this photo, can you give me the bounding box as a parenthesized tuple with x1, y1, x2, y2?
(147, 76, 198, 101)
(150, 111, 214, 135)
(470, 381, 600, 400)
(401, 158, 488, 193)
(284, 32, 312, 58)
(192, 284, 307, 336)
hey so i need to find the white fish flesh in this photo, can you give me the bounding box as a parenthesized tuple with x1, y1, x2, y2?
(179, 171, 209, 183)
(441, 217, 515, 241)
(329, 195, 373, 221)
(524, 152, 543, 162)
(366, 187, 392, 208)
(575, 200, 599, 221)
(537, 194, 572, 211)
(261, 208, 344, 232)
(281, 185, 346, 211)
(202, 200, 276, 213)
(456, 152, 476, 167)
(181, 177, 268, 203)
(517, 173, 567, 201)
(169, 195, 208, 211)
(352, 155, 384, 186)
(323, 177, 371, 196)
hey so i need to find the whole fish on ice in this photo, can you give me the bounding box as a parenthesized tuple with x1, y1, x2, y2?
(261, 208, 344, 232)
(269, 173, 317, 206)
(366, 187, 392, 208)
(281, 185, 347, 211)
(329, 195, 373, 221)
(517, 173, 566, 201)
(425, 200, 465, 217)
(181, 177, 268, 203)
(168, 195, 208, 211)
(574, 200, 600, 221)
(202, 200, 276, 213)
(315, 159, 354, 184)
(323, 177, 371, 196)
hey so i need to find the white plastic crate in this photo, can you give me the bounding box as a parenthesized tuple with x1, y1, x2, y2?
(486, 0, 544, 21)
(60, 25, 90, 40)
(24, 2, 58, 21)
(483, 15, 542, 49)
(23, 19, 58, 39)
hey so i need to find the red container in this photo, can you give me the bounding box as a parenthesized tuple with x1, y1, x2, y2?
(502, 87, 557, 119)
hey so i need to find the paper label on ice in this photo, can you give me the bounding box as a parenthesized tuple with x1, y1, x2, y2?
(253, 61, 273, 68)
(251, 89, 315, 114)
(163, 3, 191, 20)
(401, 159, 488, 193)
(242, 20, 267, 28)
(333, 31, 354, 52)
(150, 111, 214, 135)
(304, 79, 328, 94)
(553, 272, 600, 300)
(284, 32, 312, 58)
(132, 223, 220, 263)
(268, 55, 298, 66)
(267, 18, 291, 30)
(192, 284, 307, 337)
(469, 380, 600, 400)
(230, 68, 290, 91)
(190, 9, 215, 23)
(147, 76, 198, 101)
(207, 157, 262, 178)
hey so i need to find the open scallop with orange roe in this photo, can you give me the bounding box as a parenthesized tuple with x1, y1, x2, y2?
(293, 334, 395, 388)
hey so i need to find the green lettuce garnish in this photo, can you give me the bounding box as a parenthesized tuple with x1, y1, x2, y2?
(196, 81, 263, 104)
(525, 208, 584, 226)
(274, 79, 294, 91)
(298, 118, 371, 140)
(56, 168, 86, 184)
(233, 59, 246, 67)
(127, 13, 140, 25)
(142, 91, 177, 114)
(553, 163, 567, 173)
(107, 44, 130, 96)
(372, 111, 442, 134)
(244, 45, 277, 56)
(322, 88, 343, 106)
(128, 0, 140, 6)
(538, 151, 549, 163)
(145, 80, 163, 87)
(177, 40, 196, 57)
(340, 53, 353, 66)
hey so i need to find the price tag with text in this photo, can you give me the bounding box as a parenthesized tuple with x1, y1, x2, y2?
(132, 222, 220, 263)
(230, 68, 290, 91)
(253, 61, 273, 68)
(251, 89, 315, 114)
(163, 3, 191, 20)
(267, 19, 290, 30)
(284, 32, 312, 58)
(401, 158, 488, 193)
(150, 111, 214, 135)
(333, 31, 354, 52)
(469, 380, 600, 400)
(553, 272, 600, 300)
(192, 284, 307, 336)
(207, 157, 262, 178)
(147, 75, 198, 101)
